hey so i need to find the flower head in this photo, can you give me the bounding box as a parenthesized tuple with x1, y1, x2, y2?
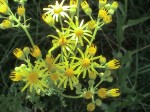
(43, 0, 69, 22)
(69, 0, 77, 16)
(106, 59, 120, 69)
(99, 0, 107, 8)
(98, 8, 108, 18)
(2, 20, 12, 29)
(81, 0, 92, 16)
(103, 15, 112, 24)
(17, 5, 25, 16)
(57, 59, 79, 90)
(87, 102, 95, 112)
(48, 30, 75, 57)
(42, 13, 55, 26)
(66, 17, 92, 46)
(97, 88, 120, 99)
(30, 45, 42, 58)
(107, 88, 120, 97)
(83, 90, 93, 99)
(73, 48, 100, 78)
(97, 88, 107, 99)
(10, 71, 22, 81)
(13, 48, 25, 60)
(0, 0, 8, 14)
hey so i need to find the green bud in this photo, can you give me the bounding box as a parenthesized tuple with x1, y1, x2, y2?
(107, 76, 113, 82)
(105, 3, 111, 9)
(104, 70, 111, 77)
(88, 80, 95, 86)
(108, 9, 115, 15)
(23, 47, 30, 56)
(95, 99, 102, 106)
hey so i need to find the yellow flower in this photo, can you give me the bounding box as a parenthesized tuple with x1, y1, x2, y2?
(87, 20, 97, 30)
(10, 71, 22, 81)
(106, 59, 120, 69)
(43, 0, 69, 22)
(30, 45, 42, 58)
(13, 48, 25, 60)
(57, 59, 79, 90)
(73, 48, 100, 78)
(97, 88, 107, 99)
(69, 0, 77, 16)
(88, 44, 97, 56)
(103, 15, 112, 24)
(97, 88, 120, 99)
(10, 60, 49, 94)
(83, 90, 93, 99)
(2, 20, 12, 29)
(42, 13, 55, 26)
(87, 102, 95, 112)
(99, 0, 107, 8)
(45, 54, 63, 74)
(48, 30, 75, 57)
(111, 1, 118, 10)
(50, 72, 59, 85)
(0, 0, 8, 14)
(98, 8, 108, 18)
(17, 5, 25, 16)
(81, 0, 92, 16)
(66, 16, 92, 46)
(22, 60, 49, 93)
(107, 88, 120, 97)
(99, 55, 106, 64)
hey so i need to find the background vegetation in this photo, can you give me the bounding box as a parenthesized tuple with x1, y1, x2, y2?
(0, 0, 150, 112)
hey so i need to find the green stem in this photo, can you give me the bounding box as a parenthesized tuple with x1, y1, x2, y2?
(8, 8, 35, 47)
(94, 79, 103, 89)
(90, 18, 100, 44)
(60, 93, 82, 99)
(77, 0, 81, 20)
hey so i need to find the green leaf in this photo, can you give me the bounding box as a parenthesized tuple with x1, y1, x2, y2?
(123, 16, 150, 29)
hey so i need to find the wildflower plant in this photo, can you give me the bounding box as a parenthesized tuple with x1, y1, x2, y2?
(3, 0, 121, 111)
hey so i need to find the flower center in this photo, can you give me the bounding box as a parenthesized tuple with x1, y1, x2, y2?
(82, 58, 90, 67)
(54, 6, 63, 14)
(28, 72, 38, 84)
(50, 73, 59, 81)
(59, 37, 67, 46)
(75, 27, 83, 37)
(65, 68, 74, 77)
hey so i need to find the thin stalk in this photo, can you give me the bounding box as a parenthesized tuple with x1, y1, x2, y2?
(8, 8, 35, 47)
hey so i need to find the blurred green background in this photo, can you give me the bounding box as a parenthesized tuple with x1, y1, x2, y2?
(0, 0, 150, 112)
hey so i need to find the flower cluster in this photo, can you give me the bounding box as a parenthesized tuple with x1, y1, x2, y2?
(6, 0, 120, 111)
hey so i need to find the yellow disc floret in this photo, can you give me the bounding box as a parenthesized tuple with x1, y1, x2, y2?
(27, 72, 38, 84)
(82, 58, 90, 67)
(59, 37, 67, 46)
(75, 27, 83, 37)
(65, 68, 74, 77)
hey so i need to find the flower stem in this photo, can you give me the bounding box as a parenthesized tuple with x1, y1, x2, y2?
(8, 8, 35, 47)
(60, 93, 82, 99)
(94, 79, 103, 89)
